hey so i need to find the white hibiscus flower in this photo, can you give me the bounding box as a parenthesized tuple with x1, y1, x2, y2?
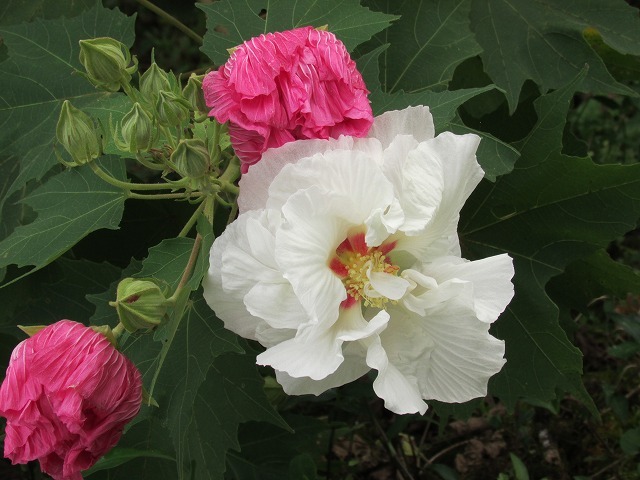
(203, 106, 514, 414)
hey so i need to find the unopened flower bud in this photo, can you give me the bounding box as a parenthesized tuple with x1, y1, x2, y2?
(115, 103, 156, 153)
(112, 278, 170, 333)
(79, 37, 137, 92)
(171, 138, 210, 178)
(182, 74, 207, 113)
(155, 90, 191, 127)
(139, 61, 171, 103)
(56, 100, 101, 166)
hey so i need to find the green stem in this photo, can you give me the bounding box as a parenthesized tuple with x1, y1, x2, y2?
(178, 199, 207, 237)
(127, 191, 203, 200)
(135, 0, 203, 46)
(90, 162, 178, 191)
(160, 126, 177, 150)
(136, 153, 166, 171)
(112, 322, 126, 339)
(168, 233, 203, 302)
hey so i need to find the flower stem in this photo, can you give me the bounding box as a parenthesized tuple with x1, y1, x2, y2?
(178, 199, 207, 237)
(112, 322, 125, 339)
(169, 233, 203, 302)
(127, 191, 203, 200)
(90, 162, 177, 191)
(135, 0, 203, 46)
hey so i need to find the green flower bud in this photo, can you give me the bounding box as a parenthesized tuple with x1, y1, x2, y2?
(182, 74, 207, 113)
(112, 278, 170, 333)
(79, 37, 137, 92)
(155, 90, 191, 127)
(139, 61, 171, 104)
(114, 103, 156, 153)
(171, 138, 211, 179)
(56, 100, 101, 166)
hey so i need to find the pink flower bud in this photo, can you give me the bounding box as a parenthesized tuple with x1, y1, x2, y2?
(0, 320, 142, 480)
(203, 26, 374, 173)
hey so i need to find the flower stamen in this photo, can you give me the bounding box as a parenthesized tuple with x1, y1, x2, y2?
(330, 232, 399, 309)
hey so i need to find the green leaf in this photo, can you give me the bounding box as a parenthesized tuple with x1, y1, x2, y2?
(547, 250, 640, 314)
(470, 0, 640, 112)
(198, 0, 398, 65)
(509, 453, 530, 480)
(187, 349, 290, 480)
(0, 159, 127, 284)
(0, 257, 120, 333)
(461, 70, 640, 406)
(84, 447, 175, 476)
(0, 0, 96, 26)
(136, 238, 196, 291)
(0, 3, 135, 237)
(361, 0, 481, 93)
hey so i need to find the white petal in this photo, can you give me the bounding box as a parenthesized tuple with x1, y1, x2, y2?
(258, 306, 389, 380)
(425, 254, 515, 323)
(257, 328, 344, 380)
(203, 210, 307, 343)
(275, 342, 370, 396)
(365, 337, 428, 415)
(364, 199, 404, 247)
(367, 105, 435, 149)
(382, 303, 506, 404)
(267, 148, 389, 218)
(276, 187, 350, 326)
(238, 137, 351, 213)
(367, 270, 411, 301)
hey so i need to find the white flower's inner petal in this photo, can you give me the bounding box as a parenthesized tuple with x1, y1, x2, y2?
(367, 270, 410, 301)
(424, 254, 515, 323)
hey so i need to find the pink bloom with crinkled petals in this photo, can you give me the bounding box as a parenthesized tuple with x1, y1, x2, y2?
(203, 26, 373, 173)
(0, 320, 142, 480)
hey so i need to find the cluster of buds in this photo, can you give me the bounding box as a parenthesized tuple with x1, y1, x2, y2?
(56, 36, 226, 192)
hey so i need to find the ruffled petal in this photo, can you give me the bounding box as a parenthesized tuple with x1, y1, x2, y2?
(382, 303, 506, 404)
(424, 254, 515, 323)
(367, 105, 435, 149)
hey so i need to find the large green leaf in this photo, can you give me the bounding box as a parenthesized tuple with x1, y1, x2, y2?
(361, 0, 481, 93)
(547, 250, 640, 315)
(470, 0, 640, 112)
(188, 350, 290, 480)
(0, 0, 96, 26)
(460, 70, 640, 406)
(0, 3, 135, 237)
(198, 0, 398, 65)
(0, 159, 127, 283)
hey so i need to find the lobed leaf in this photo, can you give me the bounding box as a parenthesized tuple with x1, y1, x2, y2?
(198, 0, 398, 65)
(470, 0, 640, 112)
(361, 0, 481, 93)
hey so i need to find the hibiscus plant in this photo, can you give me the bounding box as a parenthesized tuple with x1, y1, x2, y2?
(0, 0, 639, 479)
